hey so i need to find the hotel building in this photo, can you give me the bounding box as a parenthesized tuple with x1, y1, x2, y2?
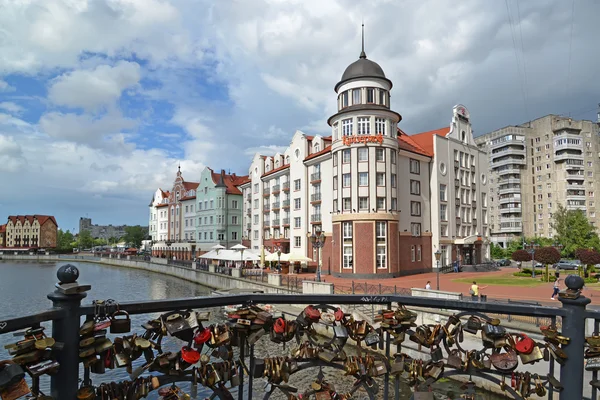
(475, 114, 600, 246)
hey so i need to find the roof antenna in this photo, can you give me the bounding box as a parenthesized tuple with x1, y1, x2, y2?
(360, 22, 366, 59)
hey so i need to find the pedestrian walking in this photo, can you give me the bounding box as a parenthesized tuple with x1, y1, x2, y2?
(551, 278, 561, 300)
(425, 281, 431, 290)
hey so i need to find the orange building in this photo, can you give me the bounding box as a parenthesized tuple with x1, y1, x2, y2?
(2, 215, 58, 249)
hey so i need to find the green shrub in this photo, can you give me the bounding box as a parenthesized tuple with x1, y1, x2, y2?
(513, 270, 544, 277)
(589, 265, 597, 273)
(584, 277, 598, 284)
(540, 275, 557, 282)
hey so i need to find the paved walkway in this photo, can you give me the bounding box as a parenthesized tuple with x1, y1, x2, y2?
(286, 267, 600, 306)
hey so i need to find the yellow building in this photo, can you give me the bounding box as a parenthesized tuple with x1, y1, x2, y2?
(3, 215, 58, 249)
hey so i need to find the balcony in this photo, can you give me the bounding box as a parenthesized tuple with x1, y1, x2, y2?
(567, 183, 585, 191)
(555, 151, 583, 163)
(246, 223, 251, 230)
(498, 186, 521, 196)
(272, 219, 280, 227)
(566, 193, 586, 202)
(311, 214, 322, 223)
(311, 193, 322, 203)
(310, 172, 321, 183)
(500, 206, 522, 215)
(264, 221, 270, 227)
(492, 156, 526, 168)
(566, 202, 586, 211)
(499, 195, 520, 205)
(283, 218, 290, 226)
(272, 202, 280, 210)
(271, 185, 280, 194)
(490, 136, 526, 151)
(552, 118, 582, 132)
(263, 188, 270, 196)
(472, 200, 477, 208)
(499, 223, 522, 233)
(246, 209, 251, 216)
(491, 146, 526, 158)
(282, 182, 290, 191)
(263, 205, 270, 213)
(496, 166, 522, 176)
(246, 194, 251, 202)
(554, 141, 582, 153)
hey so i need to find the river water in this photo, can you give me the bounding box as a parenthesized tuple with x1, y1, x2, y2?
(0, 260, 504, 399)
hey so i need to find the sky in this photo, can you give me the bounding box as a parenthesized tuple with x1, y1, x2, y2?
(1, 0, 599, 232)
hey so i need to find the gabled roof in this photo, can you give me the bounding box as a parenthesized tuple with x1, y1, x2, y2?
(0, 224, 6, 233)
(408, 127, 451, 156)
(7, 215, 57, 226)
(209, 169, 248, 195)
(183, 182, 199, 191)
(397, 129, 433, 157)
(304, 145, 332, 161)
(262, 164, 290, 178)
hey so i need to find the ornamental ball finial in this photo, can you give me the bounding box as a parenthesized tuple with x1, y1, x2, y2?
(565, 274, 584, 291)
(57, 264, 79, 284)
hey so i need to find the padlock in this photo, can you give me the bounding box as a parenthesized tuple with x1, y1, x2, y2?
(110, 310, 131, 334)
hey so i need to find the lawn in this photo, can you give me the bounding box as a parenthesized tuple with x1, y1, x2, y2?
(452, 276, 546, 287)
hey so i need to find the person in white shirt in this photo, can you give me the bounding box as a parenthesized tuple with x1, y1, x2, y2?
(425, 281, 432, 290)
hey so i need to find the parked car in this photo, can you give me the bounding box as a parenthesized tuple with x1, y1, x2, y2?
(495, 259, 511, 266)
(553, 259, 580, 270)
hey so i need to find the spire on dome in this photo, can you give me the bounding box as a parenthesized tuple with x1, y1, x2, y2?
(359, 23, 366, 59)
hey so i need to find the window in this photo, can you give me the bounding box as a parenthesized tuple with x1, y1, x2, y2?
(440, 184, 447, 201)
(218, 233, 224, 241)
(342, 119, 353, 136)
(341, 91, 348, 107)
(209, 216, 213, 224)
(359, 197, 368, 210)
(294, 198, 301, 209)
(441, 225, 448, 237)
(343, 173, 351, 187)
(343, 222, 353, 269)
(410, 159, 420, 174)
(359, 172, 368, 186)
(391, 174, 397, 188)
(440, 204, 447, 221)
(352, 89, 361, 105)
(410, 180, 421, 195)
(232, 232, 238, 240)
(232, 200, 238, 209)
(411, 223, 421, 236)
(391, 150, 396, 164)
(232, 216, 238, 225)
(333, 176, 337, 189)
(254, 199, 258, 209)
(376, 222, 387, 269)
(417, 245, 422, 262)
(376, 173, 385, 186)
(376, 148, 385, 162)
(391, 198, 397, 211)
(210, 232, 213, 240)
(357, 147, 368, 162)
(377, 197, 386, 210)
(294, 217, 301, 228)
(375, 118, 386, 135)
(294, 179, 301, 191)
(378, 90, 386, 105)
(366, 88, 375, 103)
(411, 245, 416, 262)
(357, 117, 370, 135)
(411, 201, 421, 216)
(343, 198, 351, 211)
(333, 153, 337, 166)
(342, 149, 351, 163)
(294, 236, 301, 247)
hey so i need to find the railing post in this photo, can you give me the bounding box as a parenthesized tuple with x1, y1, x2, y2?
(558, 275, 590, 400)
(351, 281, 355, 294)
(47, 265, 88, 399)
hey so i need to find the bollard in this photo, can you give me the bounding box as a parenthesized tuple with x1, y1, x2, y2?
(558, 274, 590, 400)
(47, 265, 89, 399)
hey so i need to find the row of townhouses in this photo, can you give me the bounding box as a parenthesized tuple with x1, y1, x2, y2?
(0, 215, 58, 250)
(148, 47, 491, 277)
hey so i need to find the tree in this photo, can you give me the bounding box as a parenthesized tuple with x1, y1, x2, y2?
(506, 239, 523, 255)
(511, 249, 531, 262)
(534, 246, 561, 265)
(490, 243, 505, 259)
(552, 204, 600, 257)
(122, 226, 146, 248)
(578, 250, 600, 268)
(77, 230, 94, 249)
(56, 229, 74, 251)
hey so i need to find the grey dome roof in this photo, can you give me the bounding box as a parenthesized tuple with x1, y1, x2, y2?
(335, 53, 392, 91)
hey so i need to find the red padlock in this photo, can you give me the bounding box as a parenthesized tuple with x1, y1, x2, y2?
(193, 328, 212, 345)
(273, 318, 286, 334)
(334, 308, 344, 322)
(514, 334, 535, 355)
(181, 346, 200, 364)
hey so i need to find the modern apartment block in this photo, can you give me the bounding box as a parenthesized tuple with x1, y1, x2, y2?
(476, 114, 600, 246)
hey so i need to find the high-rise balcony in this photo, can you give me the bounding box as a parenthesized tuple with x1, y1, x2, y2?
(311, 193, 322, 203)
(311, 214, 322, 223)
(263, 205, 270, 212)
(491, 146, 526, 157)
(282, 200, 290, 209)
(500, 206, 522, 214)
(263, 221, 270, 227)
(567, 183, 585, 191)
(263, 188, 270, 196)
(272, 202, 280, 210)
(272, 185, 280, 194)
(496, 165, 522, 176)
(272, 219, 280, 227)
(555, 151, 583, 163)
(492, 156, 526, 168)
(246, 223, 251, 230)
(552, 119, 582, 132)
(490, 135, 526, 152)
(498, 186, 521, 196)
(499, 195, 520, 205)
(554, 140, 582, 152)
(283, 218, 290, 226)
(499, 223, 522, 233)
(310, 172, 321, 183)
(282, 182, 290, 191)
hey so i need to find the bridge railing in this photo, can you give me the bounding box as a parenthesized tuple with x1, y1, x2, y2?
(0, 266, 596, 400)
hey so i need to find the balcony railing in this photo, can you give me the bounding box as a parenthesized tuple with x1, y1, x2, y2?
(272, 202, 280, 210)
(263, 221, 270, 227)
(246, 223, 251, 229)
(246, 194, 251, 201)
(283, 218, 290, 225)
(282, 182, 290, 191)
(311, 214, 322, 223)
(282, 200, 290, 208)
(311, 193, 322, 202)
(272, 184, 280, 193)
(263, 205, 270, 212)
(272, 219, 280, 226)
(0, 263, 596, 399)
(310, 172, 321, 182)
(263, 188, 270, 196)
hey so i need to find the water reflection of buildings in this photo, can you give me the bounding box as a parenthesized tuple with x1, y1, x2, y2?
(149, 278, 168, 300)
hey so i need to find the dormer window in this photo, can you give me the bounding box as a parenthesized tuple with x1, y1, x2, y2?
(275, 160, 279, 168)
(314, 143, 320, 152)
(352, 89, 361, 105)
(266, 165, 270, 172)
(285, 155, 290, 164)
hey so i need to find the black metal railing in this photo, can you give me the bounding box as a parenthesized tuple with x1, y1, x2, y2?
(0, 267, 596, 400)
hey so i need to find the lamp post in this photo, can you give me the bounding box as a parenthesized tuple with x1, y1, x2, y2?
(434, 249, 442, 290)
(276, 244, 282, 273)
(165, 239, 173, 260)
(525, 242, 539, 278)
(310, 229, 326, 282)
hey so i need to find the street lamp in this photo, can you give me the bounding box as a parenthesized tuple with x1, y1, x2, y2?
(525, 242, 539, 278)
(434, 249, 442, 290)
(165, 239, 173, 259)
(310, 229, 326, 282)
(276, 244, 282, 273)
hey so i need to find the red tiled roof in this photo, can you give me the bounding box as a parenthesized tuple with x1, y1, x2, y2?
(304, 145, 332, 161)
(156, 203, 169, 208)
(396, 129, 433, 157)
(261, 164, 290, 178)
(0, 224, 6, 233)
(235, 176, 251, 186)
(408, 127, 450, 156)
(210, 169, 248, 195)
(7, 215, 57, 226)
(183, 182, 199, 191)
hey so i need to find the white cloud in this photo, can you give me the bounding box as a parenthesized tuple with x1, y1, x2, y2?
(0, 102, 24, 115)
(0, 135, 26, 172)
(243, 145, 288, 157)
(0, 80, 14, 92)
(48, 61, 141, 110)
